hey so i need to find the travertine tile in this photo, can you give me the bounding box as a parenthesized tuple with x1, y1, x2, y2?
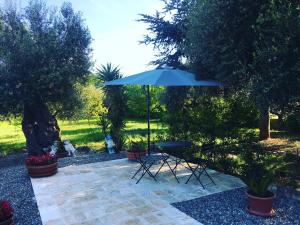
(31, 158, 245, 225)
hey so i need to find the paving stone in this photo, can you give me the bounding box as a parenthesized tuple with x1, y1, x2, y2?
(32, 158, 245, 225)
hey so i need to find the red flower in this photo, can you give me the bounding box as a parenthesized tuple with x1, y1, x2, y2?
(0, 200, 13, 221)
(25, 153, 57, 166)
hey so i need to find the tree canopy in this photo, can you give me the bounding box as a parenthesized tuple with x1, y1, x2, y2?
(140, 0, 300, 139)
(0, 0, 92, 155)
(0, 0, 92, 116)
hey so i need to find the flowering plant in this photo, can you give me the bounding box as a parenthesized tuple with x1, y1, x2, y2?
(25, 153, 57, 166)
(0, 200, 13, 221)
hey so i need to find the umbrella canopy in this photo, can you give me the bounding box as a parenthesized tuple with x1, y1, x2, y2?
(104, 67, 223, 154)
(104, 68, 223, 87)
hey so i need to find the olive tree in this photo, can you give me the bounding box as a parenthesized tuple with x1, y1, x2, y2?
(0, 1, 92, 155)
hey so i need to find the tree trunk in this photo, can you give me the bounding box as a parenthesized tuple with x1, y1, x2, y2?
(22, 102, 61, 156)
(259, 104, 270, 140)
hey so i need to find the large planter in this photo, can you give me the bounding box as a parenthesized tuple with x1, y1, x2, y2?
(126, 150, 147, 161)
(0, 216, 13, 225)
(26, 162, 58, 178)
(246, 190, 275, 217)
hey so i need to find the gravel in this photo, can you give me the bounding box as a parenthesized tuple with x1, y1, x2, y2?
(58, 150, 126, 168)
(172, 186, 300, 225)
(2, 151, 299, 225)
(0, 154, 42, 225)
(0, 151, 126, 225)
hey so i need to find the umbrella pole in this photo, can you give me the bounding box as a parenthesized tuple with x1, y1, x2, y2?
(147, 85, 151, 155)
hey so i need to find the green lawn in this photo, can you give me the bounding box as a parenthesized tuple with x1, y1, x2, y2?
(0, 118, 166, 155)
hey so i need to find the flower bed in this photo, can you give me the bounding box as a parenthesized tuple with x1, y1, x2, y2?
(0, 200, 13, 225)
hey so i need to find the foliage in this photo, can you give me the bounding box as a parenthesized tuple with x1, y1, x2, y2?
(161, 86, 190, 139)
(240, 143, 275, 197)
(128, 138, 147, 152)
(78, 83, 105, 120)
(139, 0, 300, 140)
(25, 153, 57, 166)
(98, 112, 110, 138)
(138, 0, 192, 66)
(97, 63, 127, 152)
(0, 200, 13, 221)
(125, 86, 165, 119)
(161, 87, 258, 141)
(286, 113, 300, 134)
(0, 0, 92, 116)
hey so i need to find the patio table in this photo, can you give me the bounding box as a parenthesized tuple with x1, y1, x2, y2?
(154, 141, 193, 183)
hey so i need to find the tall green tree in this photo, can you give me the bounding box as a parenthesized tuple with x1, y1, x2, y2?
(97, 63, 127, 152)
(140, 0, 300, 140)
(185, 0, 300, 139)
(0, 1, 92, 155)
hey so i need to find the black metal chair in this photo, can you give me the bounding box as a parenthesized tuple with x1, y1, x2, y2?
(184, 142, 216, 188)
(154, 141, 193, 183)
(131, 151, 164, 184)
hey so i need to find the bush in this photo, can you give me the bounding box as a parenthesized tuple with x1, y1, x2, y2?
(286, 113, 300, 133)
(162, 88, 259, 141)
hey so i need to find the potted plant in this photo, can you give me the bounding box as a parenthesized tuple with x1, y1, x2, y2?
(241, 144, 276, 217)
(25, 153, 58, 178)
(0, 200, 13, 225)
(126, 140, 147, 161)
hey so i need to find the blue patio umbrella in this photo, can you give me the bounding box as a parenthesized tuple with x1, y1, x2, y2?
(104, 66, 223, 154)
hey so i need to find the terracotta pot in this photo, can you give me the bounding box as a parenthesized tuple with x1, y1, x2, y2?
(0, 216, 13, 225)
(126, 150, 147, 161)
(246, 190, 276, 217)
(26, 162, 58, 178)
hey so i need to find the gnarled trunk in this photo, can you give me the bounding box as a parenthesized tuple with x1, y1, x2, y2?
(259, 104, 270, 140)
(22, 102, 61, 156)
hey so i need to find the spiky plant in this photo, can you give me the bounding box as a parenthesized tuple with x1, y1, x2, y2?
(97, 63, 127, 152)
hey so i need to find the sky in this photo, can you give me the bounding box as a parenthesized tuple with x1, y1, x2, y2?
(4, 0, 165, 75)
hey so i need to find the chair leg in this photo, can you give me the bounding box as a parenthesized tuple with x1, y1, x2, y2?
(154, 156, 168, 177)
(143, 162, 157, 182)
(185, 163, 200, 185)
(136, 169, 147, 184)
(202, 165, 216, 185)
(166, 160, 180, 183)
(131, 165, 143, 179)
(134, 161, 158, 184)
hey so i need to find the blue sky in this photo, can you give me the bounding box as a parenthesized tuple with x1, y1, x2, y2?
(6, 0, 165, 75)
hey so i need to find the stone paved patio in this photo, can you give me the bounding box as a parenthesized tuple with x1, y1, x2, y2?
(31, 158, 245, 225)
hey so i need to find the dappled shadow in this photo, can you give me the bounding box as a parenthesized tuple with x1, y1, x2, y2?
(68, 132, 104, 145)
(124, 128, 166, 136)
(259, 131, 300, 153)
(271, 130, 300, 142)
(0, 143, 24, 154)
(61, 127, 100, 136)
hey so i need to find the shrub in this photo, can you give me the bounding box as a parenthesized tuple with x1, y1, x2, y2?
(286, 113, 300, 133)
(240, 143, 275, 197)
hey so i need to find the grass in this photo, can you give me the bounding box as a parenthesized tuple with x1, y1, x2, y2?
(0, 118, 166, 155)
(1, 118, 299, 189)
